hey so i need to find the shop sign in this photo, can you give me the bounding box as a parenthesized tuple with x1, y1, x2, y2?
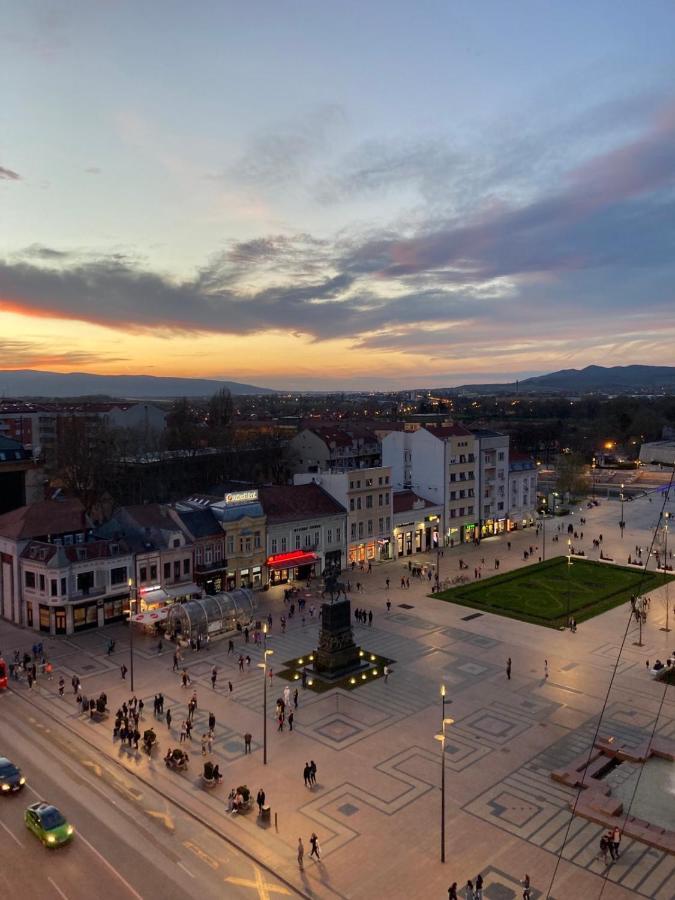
(224, 490, 259, 505)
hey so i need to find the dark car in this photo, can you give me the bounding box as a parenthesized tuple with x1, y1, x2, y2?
(0, 757, 25, 793)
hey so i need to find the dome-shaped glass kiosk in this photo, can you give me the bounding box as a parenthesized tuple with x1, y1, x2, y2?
(167, 589, 256, 640)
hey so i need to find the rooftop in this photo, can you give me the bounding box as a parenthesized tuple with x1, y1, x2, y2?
(259, 483, 346, 523)
(393, 490, 439, 514)
(0, 499, 88, 541)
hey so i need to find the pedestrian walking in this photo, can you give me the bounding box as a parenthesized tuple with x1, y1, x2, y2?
(293, 687, 298, 708)
(303, 763, 311, 787)
(611, 826, 621, 859)
(172, 652, 179, 672)
(185, 719, 193, 741)
(228, 639, 234, 654)
(166, 708, 172, 729)
(309, 759, 317, 784)
(386, 578, 390, 590)
(208, 711, 216, 731)
(544, 659, 549, 679)
(475, 874, 484, 900)
(465, 881, 475, 900)
(211, 666, 217, 689)
(180, 721, 188, 743)
(277, 713, 284, 732)
(309, 832, 320, 860)
(158, 693, 164, 714)
(238, 655, 244, 672)
(383, 664, 389, 683)
(599, 833, 610, 865)
(288, 711, 294, 731)
(138, 698, 144, 718)
(521, 874, 531, 900)
(228, 680, 233, 694)
(244, 732, 252, 753)
(506, 658, 512, 680)
(448, 884, 458, 900)
(201, 734, 208, 755)
(297, 837, 304, 869)
(256, 788, 265, 814)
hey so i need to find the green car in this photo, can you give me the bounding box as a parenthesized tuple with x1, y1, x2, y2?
(24, 802, 74, 847)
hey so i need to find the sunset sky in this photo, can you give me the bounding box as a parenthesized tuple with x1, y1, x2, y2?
(2, 1, 675, 390)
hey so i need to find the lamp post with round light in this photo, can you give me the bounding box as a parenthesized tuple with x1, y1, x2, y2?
(127, 577, 137, 691)
(619, 483, 625, 537)
(434, 685, 454, 863)
(257, 626, 274, 765)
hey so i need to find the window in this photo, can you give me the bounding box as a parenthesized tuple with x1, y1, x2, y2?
(367, 520, 373, 536)
(76, 533, 84, 543)
(468, 488, 474, 497)
(140, 566, 147, 582)
(172, 561, 180, 579)
(183, 558, 190, 575)
(378, 517, 383, 532)
(281, 537, 287, 552)
(459, 490, 466, 499)
(227, 536, 234, 555)
(336, 528, 341, 543)
(365, 478, 373, 487)
(50, 578, 58, 597)
(150, 564, 157, 580)
(385, 516, 390, 531)
(295, 535, 301, 549)
(349, 481, 354, 489)
(459, 454, 466, 464)
(358, 522, 364, 538)
(468, 506, 474, 515)
(356, 497, 362, 510)
(459, 507, 465, 517)
(385, 475, 389, 484)
(304, 533, 312, 548)
(254, 532, 260, 549)
(76, 571, 94, 593)
(378, 493, 382, 505)
(349, 499, 355, 511)
(61, 577, 67, 595)
(450, 491, 456, 500)
(498, 451, 505, 461)
(39, 573, 45, 592)
(110, 566, 127, 586)
(450, 473, 456, 483)
(173, 538, 180, 548)
(498, 502, 504, 511)
(450, 509, 457, 519)
(314, 531, 320, 546)
(326, 529, 332, 545)
(366, 495, 373, 508)
(25, 571, 36, 589)
(164, 562, 171, 580)
(351, 523, 357, 540)
(271, 538, 278, 554)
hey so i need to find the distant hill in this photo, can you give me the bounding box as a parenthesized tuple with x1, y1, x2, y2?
(452, 365, 675, 395)
(0, 370, 275, 398)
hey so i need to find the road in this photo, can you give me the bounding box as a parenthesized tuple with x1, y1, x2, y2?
(0, 689, 296, 900)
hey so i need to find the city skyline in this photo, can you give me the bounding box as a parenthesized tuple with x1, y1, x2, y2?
(3, 1, 675, 390)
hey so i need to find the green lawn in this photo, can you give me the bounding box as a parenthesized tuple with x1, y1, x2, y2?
(432, 556, 674, 628)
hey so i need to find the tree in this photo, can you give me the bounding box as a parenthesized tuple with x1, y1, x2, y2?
(206, 388, 234, 449)
(555, 452, 589, 498)
(165, 398, 202, 454)
(55, 416, 118, 517)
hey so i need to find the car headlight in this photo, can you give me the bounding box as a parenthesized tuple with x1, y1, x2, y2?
(1, 784, 10, 791)
(19, 777, 25, 785)
(66, 826, 74, 835)
(47, 835, 56, 843)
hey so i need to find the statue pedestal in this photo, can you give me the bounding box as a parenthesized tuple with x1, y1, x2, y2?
(314, 598, 362, 678)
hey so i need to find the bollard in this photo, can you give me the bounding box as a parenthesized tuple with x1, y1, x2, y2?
(275, 812, 278, 830)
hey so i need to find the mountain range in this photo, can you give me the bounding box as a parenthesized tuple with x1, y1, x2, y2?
(0, 370, 275, 398)
(451, 365, 675, 395)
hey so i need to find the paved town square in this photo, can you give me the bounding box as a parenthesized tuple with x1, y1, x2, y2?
(1, 492, 674, 899)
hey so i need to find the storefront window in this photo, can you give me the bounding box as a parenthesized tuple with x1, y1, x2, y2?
(54, 608, 66, 634)
(39, 605, 50, 632)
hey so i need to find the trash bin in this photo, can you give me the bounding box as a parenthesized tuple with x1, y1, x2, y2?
(260, 805, 271, 822)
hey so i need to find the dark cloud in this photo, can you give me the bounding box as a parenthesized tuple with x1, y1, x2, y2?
(0, 166, 20, 180)
(1, 100, 675, 357)
(21, 244, 71, 260)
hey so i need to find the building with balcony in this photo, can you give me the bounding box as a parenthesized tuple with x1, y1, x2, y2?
(471, 429, 509, 537)
(295, 466, 393, 564)
(290, 426, 381, 473)
(382, 424, 478, 546)
(259, 483, 347, 583)
(507, 454, 538, 529)
(170, 507, 227, 596)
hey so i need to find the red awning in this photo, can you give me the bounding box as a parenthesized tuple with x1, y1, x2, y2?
(266, 551, 319, 570)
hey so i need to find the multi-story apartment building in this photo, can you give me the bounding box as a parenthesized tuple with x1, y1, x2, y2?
(0, 436, 44, 515)
(290, 426, 381, 473)
(201, 491, 267, 590)
(0, 498, 132, 635)
(471, 429, 510, 537)
(259, 483, 347, 583)
(382, 424, 478, 545)
(96, 505, 200, 609)
(295, 466, 393, 564)
(507, 455, 538, 529)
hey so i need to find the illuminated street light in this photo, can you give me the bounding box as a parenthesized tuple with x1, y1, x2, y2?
(434, 685, 454, 863)
(257, 625, 274, 765)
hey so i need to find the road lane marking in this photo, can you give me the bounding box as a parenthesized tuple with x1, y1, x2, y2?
(146, 806, 175, 832)
(176, 861, 195, 879)
(0, 820, 24, 848)
(183, 840, 220, 870)
(77, 831, 145, 900)
(47, 877, 70, 900)
(225, 866, 291, 900)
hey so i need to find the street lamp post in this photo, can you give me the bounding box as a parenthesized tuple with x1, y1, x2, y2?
(620, 483, 625, 538)
(566, 538, 572, 628)
(591, 458, 597, 500)
(127, 578, 136, 691)
(663, 513, 671, 634)
(258, 626, 274, 765)
(541, 497, 547, 562)
(434, 686, 454, 864)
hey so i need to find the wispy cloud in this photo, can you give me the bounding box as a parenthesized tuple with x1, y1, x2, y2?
(0, 166, 20, 180)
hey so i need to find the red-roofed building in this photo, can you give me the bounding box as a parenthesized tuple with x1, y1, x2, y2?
(0, 498, 133, 633)
(259, 483, 347, 582)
